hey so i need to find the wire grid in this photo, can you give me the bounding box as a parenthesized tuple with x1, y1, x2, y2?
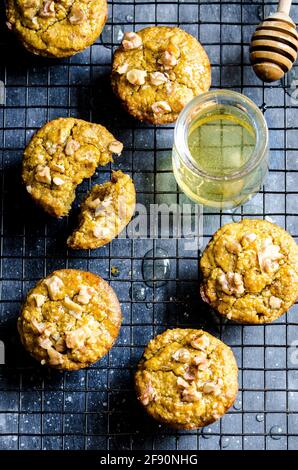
(0, 0, 298, 451)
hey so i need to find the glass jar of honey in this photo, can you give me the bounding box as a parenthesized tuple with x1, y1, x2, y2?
(172, 90, 269, 209)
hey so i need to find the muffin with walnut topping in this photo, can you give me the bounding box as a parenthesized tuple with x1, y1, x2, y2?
(6, 0, 108, 58)
(200, 219, 298, 324)
(111, 26, 211, 125)
(22, 117, 123, 218)
(135, 329, 238, 429)
(18, 269, 122, 370)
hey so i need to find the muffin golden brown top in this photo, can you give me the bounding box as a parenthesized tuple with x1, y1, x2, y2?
(111, 26, 211, 125)
(22, 117, 123, 218)
(200, 219, 298, 324)
(67, 170, 136, 250)
(6, 0, 108, 58)
(18, 269, 122, 370)
(135, 329, 238, 429)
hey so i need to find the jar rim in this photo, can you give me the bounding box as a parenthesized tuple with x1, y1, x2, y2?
(174, 89, 268, 181)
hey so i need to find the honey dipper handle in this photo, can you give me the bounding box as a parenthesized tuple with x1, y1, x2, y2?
(277, 0, 292, 15)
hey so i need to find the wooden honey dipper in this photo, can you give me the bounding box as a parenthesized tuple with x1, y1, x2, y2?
(250, 0, 298, 82)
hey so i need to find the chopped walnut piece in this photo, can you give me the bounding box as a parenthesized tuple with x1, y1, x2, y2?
(126, 69, 147, 86)
(258, 238, 283, 274)
(94, 196, 113, 217)
(172, 348, 191, 363)
(93, 224, 113, 239)
(55, 338, 66, 353)
(44, 275, 64, 300)
(151, 101, 172, 114)
(177, 377, 190, 388)
(165, 82, 173, 95)
(63, 296, 83, 313)
(45, 141, 57, 156)
(122, 32, 143, 50)
(217, 273, 231, 294)
(39, 0, 55, 18)
(93, 224, 105, 239)
(269, 296, 282, 309)
(31, 318, 45, 334)
(190, 335, 210, 351)
(47, 347, 64, 366)
(203, 381, 221, 395)
(38, 336, 52, 349)
(65, 138, 80, 156)
(53, 177, 65, 186)
(117, 63, 129, 75)
(139, 393, 149, 406)
(68, 310, 82, 320)
(149, 71, 168, 86)
(35, 165, 51, 184)
(26, 185, 33, 194)
(217, 272, 245, 296)
(229, 272, 244, 293)
(31, 293, 46, 307)
(51, 332, 60, 342)
(139, 383, 157, 406)
(23, 1, 39, 20)
(42, 325, 54, 338)
(108, 140, 123, 155)
(69, 5, 85, 25)
(65, 327, 88, 350)
(77, 286, 94, 305)
(181, 387, 202, 402)
(183, 366, 197, 381)
(242, 232, 257, 243)
(160, 51, 177, 69)
(225, 237, 242, 254)
(192, 353, 208, 368)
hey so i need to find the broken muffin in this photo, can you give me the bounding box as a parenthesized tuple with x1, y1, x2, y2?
(67, 170, 136, 250)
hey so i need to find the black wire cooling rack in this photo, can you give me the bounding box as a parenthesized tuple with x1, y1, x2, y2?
(0, 0, 298, 451)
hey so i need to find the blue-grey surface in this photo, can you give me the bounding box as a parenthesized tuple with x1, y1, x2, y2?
(0, 0, 298, 451)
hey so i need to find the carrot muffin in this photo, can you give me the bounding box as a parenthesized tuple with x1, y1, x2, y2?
(200, 219, 298, 324)
(6, 0, 108, 58)
(22, 117, 123, 218)
(18, 269, 122, 370)
(135, 329, 238, 429)
(67, 170, 136, 250)
(111, 26, 211, 125)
